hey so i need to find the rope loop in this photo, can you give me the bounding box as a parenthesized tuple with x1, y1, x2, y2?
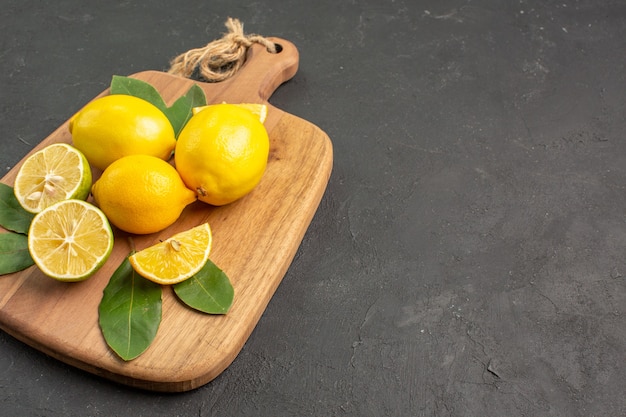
(168, 17, 277, 82)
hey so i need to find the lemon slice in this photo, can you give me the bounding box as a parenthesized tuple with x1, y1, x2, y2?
(14, 143, 92, 214)
(129, 223, 212, 285)
(192, 103, 267, 123)
(28, 200, 114, 281)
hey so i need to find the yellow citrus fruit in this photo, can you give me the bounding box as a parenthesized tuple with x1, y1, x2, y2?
(192, 102, 268, 123)
(70, 94, 175, 171)
(175, 103, 270, 206)
(91, 154, 196, 235)
(129, 223, 212, 285)
(14, 143, 92, 214)
(28, 199, 114, 281)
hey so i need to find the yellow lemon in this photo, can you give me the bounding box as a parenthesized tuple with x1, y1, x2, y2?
(91, 154, 196, 235)
(192, 102, 267, 123)
(70, 94, 175, 171)
(175, 103, 270, 206)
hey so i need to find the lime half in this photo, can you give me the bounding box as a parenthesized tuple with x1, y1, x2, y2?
(28, 199, 114, 281)
(14, 143, 92, 214)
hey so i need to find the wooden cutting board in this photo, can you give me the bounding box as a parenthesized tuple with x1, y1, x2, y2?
(0, 38, 332, 392)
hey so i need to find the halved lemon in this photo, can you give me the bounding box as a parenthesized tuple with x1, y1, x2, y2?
(28, 199, 114, 281)
(14, 143, 92, 214)
(129, 223, 212, 285)
(192, 103, 267, 123)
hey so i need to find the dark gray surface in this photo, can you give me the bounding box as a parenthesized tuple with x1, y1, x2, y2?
(2, 1, 626, 416)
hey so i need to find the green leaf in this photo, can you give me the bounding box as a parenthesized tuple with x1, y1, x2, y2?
(0, 183, 34, 234)
(98, 256, 162, 361)
(0, 233, 34, 275)
(174, 259, 234, 314)
(109, 75, 168, 112)
(164, 84, 207, 137)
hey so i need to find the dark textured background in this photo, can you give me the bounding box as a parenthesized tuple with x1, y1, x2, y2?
(2, 1, 626, 416)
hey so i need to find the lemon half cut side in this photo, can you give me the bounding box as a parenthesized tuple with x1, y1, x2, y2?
(28, 199, 114, 282)
(14, 143, 92, 214)
(129, 223, 212, 285)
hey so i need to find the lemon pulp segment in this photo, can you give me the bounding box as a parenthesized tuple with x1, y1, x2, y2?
(129, 223, 212, 285)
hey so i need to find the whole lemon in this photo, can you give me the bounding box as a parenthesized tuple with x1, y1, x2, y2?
(70, 94, 176, 171)
(175, 104, 270, 206)
(92, 154, 196, 234)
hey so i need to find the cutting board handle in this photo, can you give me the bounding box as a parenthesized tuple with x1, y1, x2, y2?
(202, 36, 299, 104)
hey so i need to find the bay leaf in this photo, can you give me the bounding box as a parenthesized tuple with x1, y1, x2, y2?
(0, 183, 34, 234)
(174, 259, 234, 314)
(98, 256, 162, 361)
(109, 75, 168, 112)
(165, 84, 207, 137)
(0, 233, 34, 275)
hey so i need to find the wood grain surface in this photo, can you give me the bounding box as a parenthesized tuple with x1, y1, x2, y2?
(0, 38, 333, 392)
